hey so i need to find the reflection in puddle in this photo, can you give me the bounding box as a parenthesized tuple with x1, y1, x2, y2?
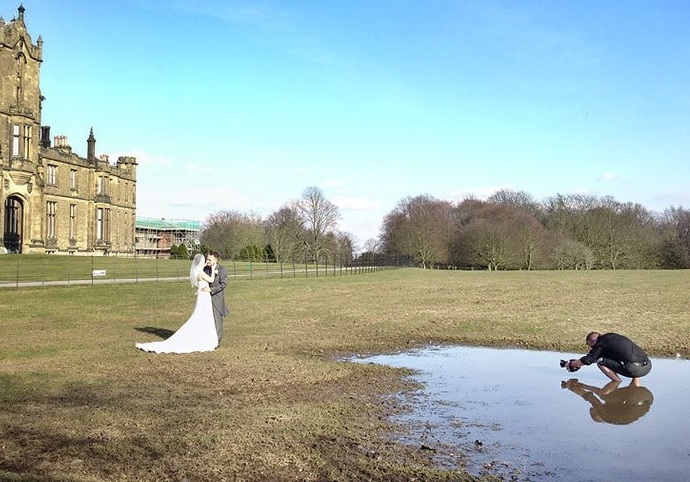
(353, 345, 690, 482)
(561, 379, 654, 425)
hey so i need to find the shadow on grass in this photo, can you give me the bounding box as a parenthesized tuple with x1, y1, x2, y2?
(0, 425, 110, 482)
(1, 423, 165, 482)
(133, 326, 175, 339)
(0, 378, 167, 481)
(0, 469, 81, 482)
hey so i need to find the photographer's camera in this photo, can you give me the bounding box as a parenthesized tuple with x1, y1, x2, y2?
(559, 359, 580, 372)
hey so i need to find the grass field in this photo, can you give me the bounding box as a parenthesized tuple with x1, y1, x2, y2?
(1, 269, 688, 481)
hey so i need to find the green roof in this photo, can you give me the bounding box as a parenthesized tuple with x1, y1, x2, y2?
(135, 217, 201, 231)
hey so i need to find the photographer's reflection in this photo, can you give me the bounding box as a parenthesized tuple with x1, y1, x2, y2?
(561, 379, 654, 425)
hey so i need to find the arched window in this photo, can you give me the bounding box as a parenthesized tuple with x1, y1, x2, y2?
(3, 196, 23, 253)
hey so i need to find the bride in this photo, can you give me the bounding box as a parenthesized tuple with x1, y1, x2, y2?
(136, 253, 219, 353)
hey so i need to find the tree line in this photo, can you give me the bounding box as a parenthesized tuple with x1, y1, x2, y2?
(196, 186, 689, 270)
(198, 186, 355, 264)
(380, 190, 690, 270)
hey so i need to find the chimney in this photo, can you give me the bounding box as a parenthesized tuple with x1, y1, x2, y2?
(87, 128, 96, 161)
(54, 135, 70, 149)
(40, 126, 51, 147)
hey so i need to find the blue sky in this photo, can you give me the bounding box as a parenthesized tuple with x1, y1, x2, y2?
(13, 1, 690, 247)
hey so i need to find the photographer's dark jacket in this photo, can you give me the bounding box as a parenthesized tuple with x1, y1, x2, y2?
(580, 333, 650, 366)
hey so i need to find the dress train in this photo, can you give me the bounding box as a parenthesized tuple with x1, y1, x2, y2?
(136, 281, 218, 354)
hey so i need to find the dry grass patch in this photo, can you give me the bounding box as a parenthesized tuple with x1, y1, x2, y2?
(1, 268, 688, 481)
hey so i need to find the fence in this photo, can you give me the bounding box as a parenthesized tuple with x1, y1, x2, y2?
(0, 254, 405, 288)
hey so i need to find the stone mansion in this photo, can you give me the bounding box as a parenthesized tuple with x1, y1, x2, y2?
(1, 5, 137, 255)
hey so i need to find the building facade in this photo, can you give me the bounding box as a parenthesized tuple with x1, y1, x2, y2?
(0, 6, 137, 255)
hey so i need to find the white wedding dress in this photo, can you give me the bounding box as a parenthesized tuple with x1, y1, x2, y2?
(135, 280, 218, 354)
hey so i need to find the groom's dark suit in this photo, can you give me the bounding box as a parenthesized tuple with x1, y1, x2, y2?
(205, 263, 229, 343)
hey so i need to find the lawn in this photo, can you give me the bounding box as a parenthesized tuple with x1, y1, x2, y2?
(1, 269, 688, 481)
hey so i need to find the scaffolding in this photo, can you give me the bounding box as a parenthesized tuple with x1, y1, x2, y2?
(135, 217, 201, 258)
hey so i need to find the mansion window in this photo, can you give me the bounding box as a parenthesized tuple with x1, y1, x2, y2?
(97, 175, 110, 195)
(96, 207, 110, 242)
(69, 204, 77, 240)
(47, 165, 57, 185)
(46, 201, 57, 239)
(11, 125, 20, 157)
(22, 125, 31, 157)
(10, 124, 31, 158)
(70, 169, 78, 190)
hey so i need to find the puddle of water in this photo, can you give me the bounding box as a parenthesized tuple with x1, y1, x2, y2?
(353, 345, 690, 482)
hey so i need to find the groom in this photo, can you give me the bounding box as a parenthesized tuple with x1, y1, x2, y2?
(203, 251, 229, 344)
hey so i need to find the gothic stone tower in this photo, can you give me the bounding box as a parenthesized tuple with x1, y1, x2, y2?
(0, 5, 137, 255)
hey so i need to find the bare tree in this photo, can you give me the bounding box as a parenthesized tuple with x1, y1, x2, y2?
(381, 194, 455, 268)
(449, 200, 551, 270)
(334, 231, 355, 265)
(362, 238, 381, 254)
(201, 210, 265, 260)
(467, 218, 509, 270)
(265, 202, 304, 262)
(553, 238, 594, 270)
(488, 189, 542, 218)
(661, 206, 690, 264)
(513, 212, 551, 270)
(541, 193, 599, 236)
(297, 186, 341, 263)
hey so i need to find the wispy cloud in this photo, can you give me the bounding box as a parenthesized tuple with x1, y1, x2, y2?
(649, 191, 690, 210)
(112, 149, 172, 169)
(478, 5, 602, 67)
(136, 0, 294, 31)
(597, 172, 616, 182)
(338, 214, 383, 247)
(333, 195, 381, 211)
(137, 181, 253, 222)
(446, 186, 508, 203)
(184, 161, 215, 174)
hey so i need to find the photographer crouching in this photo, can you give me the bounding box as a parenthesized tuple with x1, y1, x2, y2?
(562, 332, 652, 386)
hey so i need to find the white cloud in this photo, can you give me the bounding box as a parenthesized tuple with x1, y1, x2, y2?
(184, 161, 215, 174)
(136, 172, 253, 222)
(338, 214, 382, 248)
(647, 191, 690, 211)
(446, 186, 509, 203)
(136, 1, 294, 31)
(111, 149, 172, 169)
(597, 172, 616, 182)
(333, 195, 381, 211)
